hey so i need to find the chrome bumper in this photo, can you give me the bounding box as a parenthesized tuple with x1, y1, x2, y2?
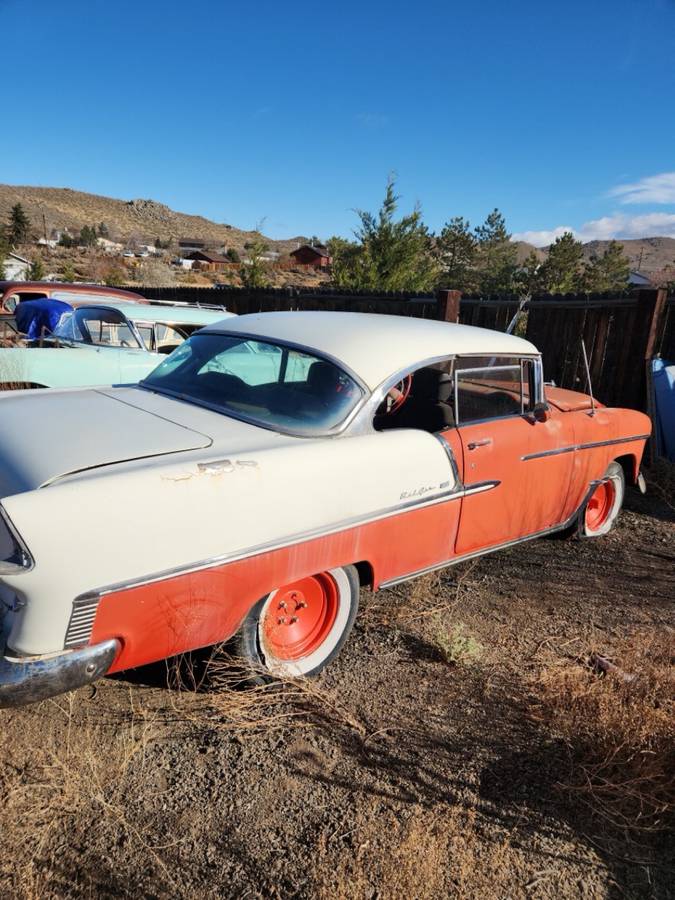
(0, 638, 120, 708)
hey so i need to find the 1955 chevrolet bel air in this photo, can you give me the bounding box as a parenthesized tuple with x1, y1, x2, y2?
(0, 312, 651, 705)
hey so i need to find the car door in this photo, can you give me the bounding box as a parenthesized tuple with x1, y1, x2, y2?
(447, 355, 575, 556)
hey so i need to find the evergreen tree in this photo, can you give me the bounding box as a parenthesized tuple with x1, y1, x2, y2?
(226, 247, 240, 263)
(537, 231, 585, 293)
(79, 225, 98, 247)
(436, 217, 477, 291)
(98, 222, 110, 237)
(7, 203, 31, 247)
(61, 262, 77, 283)
(582, 240, 631, 292)
(331, 177, 439, 291)
(28, 257, 45, 280)
(473, 208, 518, 294)
(240, 232, 270, 289)
(516, 250, 544, 296)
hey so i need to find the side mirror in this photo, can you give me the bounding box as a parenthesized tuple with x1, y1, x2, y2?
(532, 401, 550, 423)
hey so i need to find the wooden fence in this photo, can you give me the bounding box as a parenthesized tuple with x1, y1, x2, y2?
(137, 285, 672, 413)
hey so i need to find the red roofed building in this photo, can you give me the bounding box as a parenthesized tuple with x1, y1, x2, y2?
(290, 244, 332, 268)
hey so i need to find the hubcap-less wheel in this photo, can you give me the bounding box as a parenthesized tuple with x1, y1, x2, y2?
(261, 573, 339, 661)
(235, 565, 359, 679)
(585, 480, 616, 531)
(582, 461, 624, 538)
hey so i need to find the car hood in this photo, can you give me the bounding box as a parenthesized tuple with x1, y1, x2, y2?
(0, 387, 214, 497)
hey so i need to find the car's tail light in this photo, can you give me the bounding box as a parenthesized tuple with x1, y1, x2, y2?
(0, 506, 33, 575)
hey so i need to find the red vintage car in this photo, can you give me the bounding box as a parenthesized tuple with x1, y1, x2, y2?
(0, 312, 652, 705)
(0, 281, 146, 318)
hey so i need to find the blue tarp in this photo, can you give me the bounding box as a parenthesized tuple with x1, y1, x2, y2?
(653, 358, 675, 461)
(15, 298, 72, 341)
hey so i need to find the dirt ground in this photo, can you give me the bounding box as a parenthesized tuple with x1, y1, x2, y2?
(0, 483, 673, 900)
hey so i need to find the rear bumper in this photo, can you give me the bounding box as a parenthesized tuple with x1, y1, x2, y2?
(0, 638, 120, 708)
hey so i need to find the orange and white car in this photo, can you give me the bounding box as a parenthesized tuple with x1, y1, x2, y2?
(0, 312, 651, 705)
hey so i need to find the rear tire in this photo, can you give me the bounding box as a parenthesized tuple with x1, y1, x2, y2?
(580, 461, 625, 537)
(234, 565, 359, 681)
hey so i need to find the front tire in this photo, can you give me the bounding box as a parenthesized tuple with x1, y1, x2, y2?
(581, 461, 625, 537)
(234, 566, 360, 680)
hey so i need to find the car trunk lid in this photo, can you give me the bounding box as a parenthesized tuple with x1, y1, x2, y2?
(0, 388, 212, 497)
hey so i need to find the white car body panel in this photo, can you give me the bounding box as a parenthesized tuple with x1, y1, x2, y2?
(2, 397, 453, 654)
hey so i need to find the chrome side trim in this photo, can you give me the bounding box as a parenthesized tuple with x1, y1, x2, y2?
(521, 433, 650, 461)
(434, 432, 462, 487)
(0, 638, 120, 708)
(75, 480, 501, 605)
(379, 480, 603, 589)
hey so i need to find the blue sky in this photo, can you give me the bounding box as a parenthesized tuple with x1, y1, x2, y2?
(1, 0, 675, 244)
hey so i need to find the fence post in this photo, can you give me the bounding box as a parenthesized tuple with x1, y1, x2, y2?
(436, 290, 461, 323)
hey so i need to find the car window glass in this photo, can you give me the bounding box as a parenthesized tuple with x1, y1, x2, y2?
(71, 307, 141, 348)
(142, 333, 362, 435)
(454, 356, 530, 424)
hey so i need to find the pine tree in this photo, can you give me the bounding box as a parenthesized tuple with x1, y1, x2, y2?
(240, 232, 270, 289)
(582, 240, 631, 292)
(98, 222, 110, 237)
(537, 231, 585, 293)
(61, 262, 77, 283)
(7, 203, 31, 247)
(516, 250, 543, 296)
(331, 177, 439, 291)
(28, 257, 45, 280)
(473, 209, 518, 294)
(436, 217, 477, 291)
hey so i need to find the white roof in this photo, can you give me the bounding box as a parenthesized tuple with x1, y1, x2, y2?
(203, 311, 539, 389)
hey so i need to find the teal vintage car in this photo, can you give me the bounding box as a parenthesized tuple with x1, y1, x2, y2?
(0, 302, 237, 389)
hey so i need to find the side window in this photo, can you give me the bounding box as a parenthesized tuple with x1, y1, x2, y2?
(72, 308, 141, 348)
(454, 356, 533, 424)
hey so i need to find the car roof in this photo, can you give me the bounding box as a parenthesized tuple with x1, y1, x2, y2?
(202, 311, 539, 389)
(0, 281, 144, 300)
(68, 300, 236, 327)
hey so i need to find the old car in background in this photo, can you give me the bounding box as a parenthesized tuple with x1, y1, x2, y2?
(0, 312, 650, 705)
(0, 301, 235, 389)
(0, 281, 146, 318)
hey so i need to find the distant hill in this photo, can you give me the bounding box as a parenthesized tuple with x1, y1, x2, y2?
(515, 236, 675, 275)
(0, 184, 303, 255)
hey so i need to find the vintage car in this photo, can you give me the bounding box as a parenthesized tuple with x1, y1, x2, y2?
(0, 312, 651, 706)
(0, 301, 235, 389)
(0, 281, 146, 318)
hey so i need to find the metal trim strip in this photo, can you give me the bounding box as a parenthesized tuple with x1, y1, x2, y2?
(379, 479, 603, 589)
(72, 480, 501, 607)
(521, 433, 650, 461)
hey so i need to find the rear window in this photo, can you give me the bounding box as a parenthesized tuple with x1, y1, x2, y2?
(142, 333, 363, 435)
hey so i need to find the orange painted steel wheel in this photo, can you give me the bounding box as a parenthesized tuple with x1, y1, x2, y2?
(235, 565, 360, 680)
(261, 573, 339, 661)
(584, 480, 616, 532)
(581, 461, 624, 538)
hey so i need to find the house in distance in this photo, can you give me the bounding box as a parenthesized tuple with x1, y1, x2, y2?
(290, 244, 332, 268)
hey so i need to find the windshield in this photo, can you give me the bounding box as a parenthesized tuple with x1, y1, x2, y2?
(141, 333, 364, 434)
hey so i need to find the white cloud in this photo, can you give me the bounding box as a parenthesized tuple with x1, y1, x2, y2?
(512, 226, 575, 247)
(515, 212, 675, 247)
(609, 172, 675, 205)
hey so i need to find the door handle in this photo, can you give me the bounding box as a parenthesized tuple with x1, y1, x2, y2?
(467, 438, 492, 450)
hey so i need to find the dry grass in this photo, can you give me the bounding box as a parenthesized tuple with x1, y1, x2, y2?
(533, 629, 675, 842)
(0, 691, 184, 899)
